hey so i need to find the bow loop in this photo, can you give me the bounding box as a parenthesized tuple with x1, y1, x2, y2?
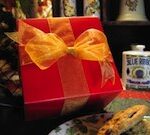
(25, 33, 68, 70)
(73, 29, 111, 62)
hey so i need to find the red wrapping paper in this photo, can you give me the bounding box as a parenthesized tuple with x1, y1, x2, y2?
(18, 17, 123, 120)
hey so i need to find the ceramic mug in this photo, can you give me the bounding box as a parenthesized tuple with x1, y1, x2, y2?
(117, 0, 148, 21)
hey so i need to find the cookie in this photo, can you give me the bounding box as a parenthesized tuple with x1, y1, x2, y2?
(97, 105, 149, 135)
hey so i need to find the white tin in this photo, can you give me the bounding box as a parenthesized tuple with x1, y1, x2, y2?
(122, 45, 150, 90)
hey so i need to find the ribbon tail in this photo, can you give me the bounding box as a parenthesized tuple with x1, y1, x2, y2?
(100, 61, 115, 87)
(5, 32, 19, 43)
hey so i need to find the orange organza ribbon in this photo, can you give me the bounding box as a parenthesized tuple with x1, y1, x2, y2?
(6, 20, 115, 86)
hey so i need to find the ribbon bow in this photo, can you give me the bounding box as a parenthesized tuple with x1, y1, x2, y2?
(6, 21, 115, 86)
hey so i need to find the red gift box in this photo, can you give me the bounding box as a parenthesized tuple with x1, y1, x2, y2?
(17, 17, 123, 120)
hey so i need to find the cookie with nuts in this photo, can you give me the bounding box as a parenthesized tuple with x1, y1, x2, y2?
(97, 105, 149, 135)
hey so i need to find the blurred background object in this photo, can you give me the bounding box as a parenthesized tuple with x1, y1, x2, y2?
(0, 2, 16, 32)
(0, 0, 21, 97)
(83, 0, 101, 18)
(1, 0, 53, 19)
(60, 0, 77, 17)
(117, 0, 148, 21)
(37, 0, 53, 18)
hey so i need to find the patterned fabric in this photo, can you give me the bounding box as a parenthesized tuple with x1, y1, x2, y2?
(0, 3, 21, 97)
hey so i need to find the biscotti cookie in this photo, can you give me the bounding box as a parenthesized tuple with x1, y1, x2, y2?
(97, 105, 149, 135)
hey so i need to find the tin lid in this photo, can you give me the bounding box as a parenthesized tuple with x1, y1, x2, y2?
(131, 44, 145, 51)
(123, 44, 150, 55)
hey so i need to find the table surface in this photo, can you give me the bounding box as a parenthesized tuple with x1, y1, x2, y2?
(0, 90, 150, 135)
